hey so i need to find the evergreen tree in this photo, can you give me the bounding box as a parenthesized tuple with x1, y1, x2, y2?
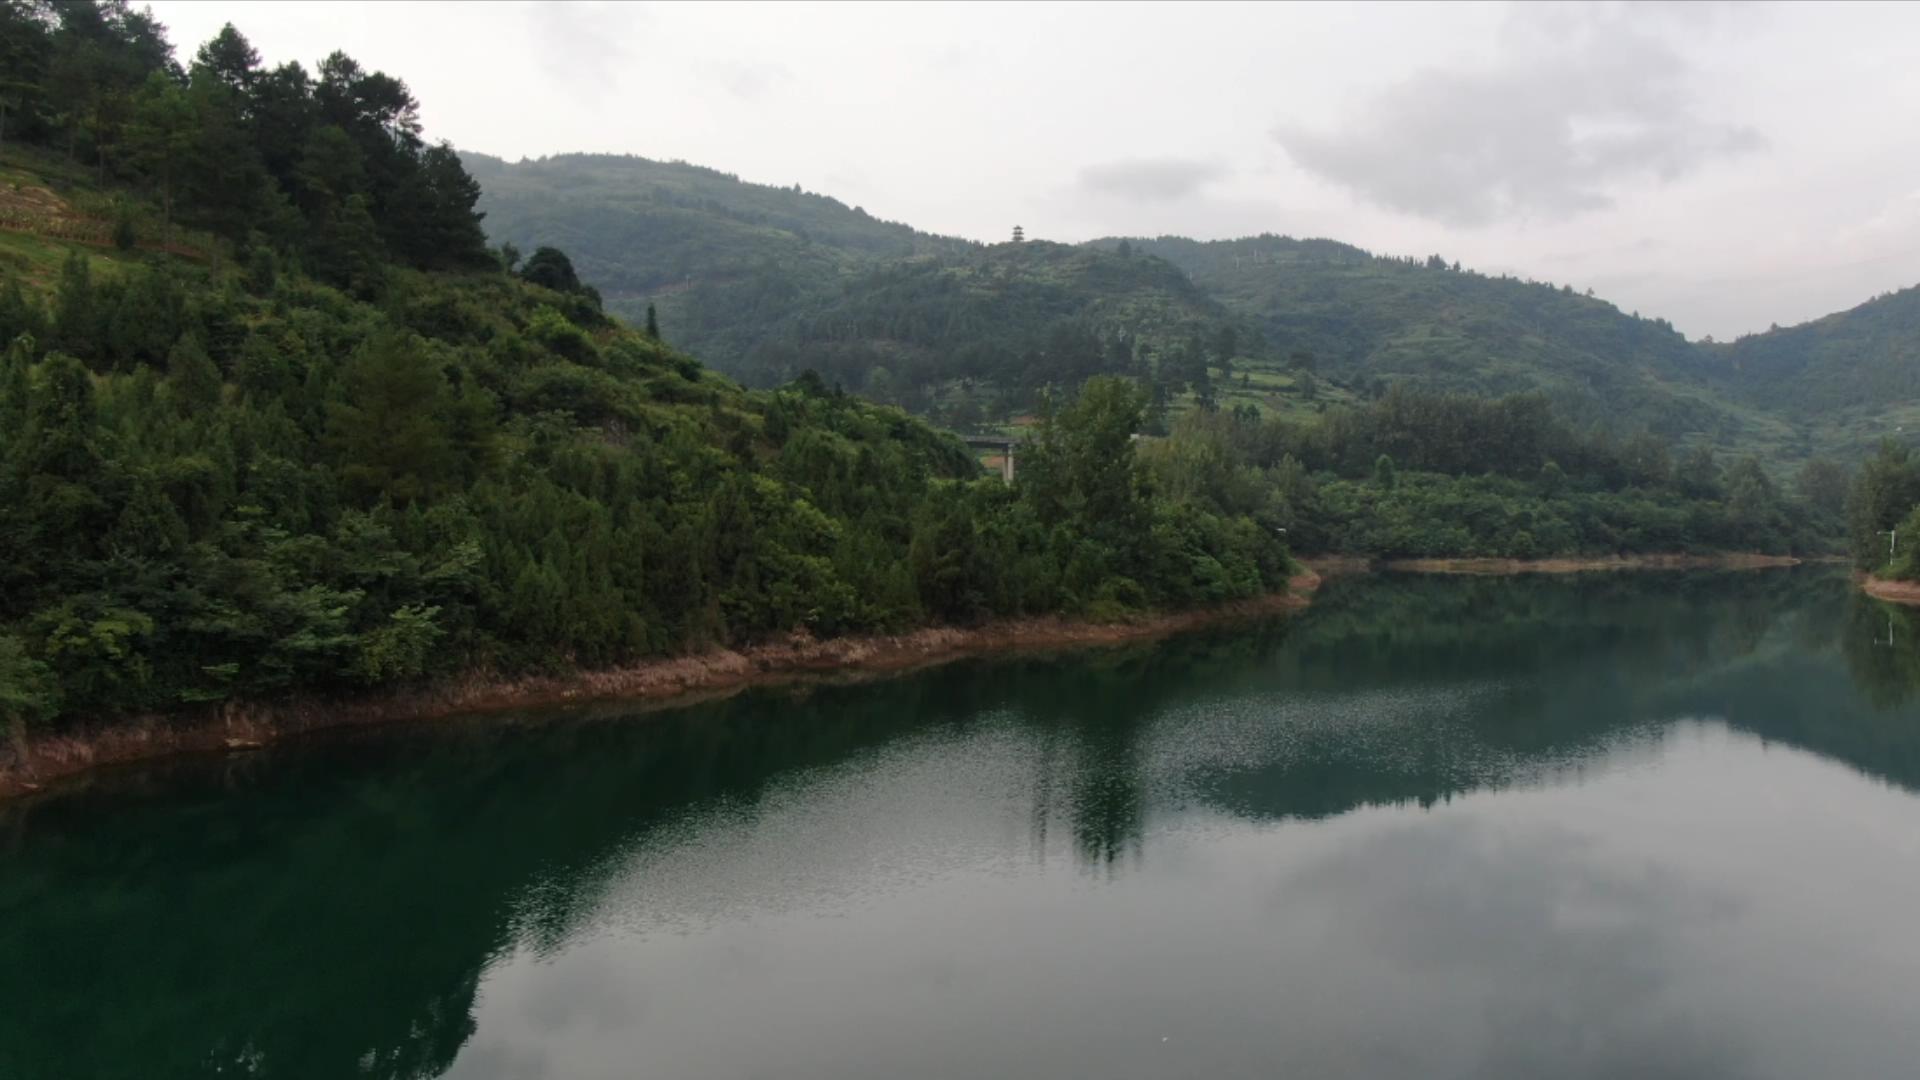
(326, 331, 454, 505)
(165, 334, 221, 416)
(519, 246, 582, 293)
(50, 253, 100, 360)
(192, 23, 260, 97)
(124, 71, 192, 237)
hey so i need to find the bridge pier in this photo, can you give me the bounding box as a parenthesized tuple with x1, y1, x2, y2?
(960, 435, 1018, 483)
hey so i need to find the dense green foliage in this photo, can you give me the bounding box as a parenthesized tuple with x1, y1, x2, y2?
(462, 150, 959, 296)
(1108, 235, 1801, 454)
(0, 247, 1302, 728)
(1140, 386, 1838, 558)
(0, 250, 1290, 729)
(470, 155, 1329, 430)
(0, 3, 491, 287)
(0, 7, 1293, 733)
(1707, 285, 1920, 461)
(713, 241, 1284, 425)
(474, 150, 1920, 473)
(1849, 440, 1920, 576)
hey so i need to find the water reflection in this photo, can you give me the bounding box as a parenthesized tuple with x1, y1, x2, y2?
(1277, 817, 1751, 1080)
(3, 568, 1920, 1078)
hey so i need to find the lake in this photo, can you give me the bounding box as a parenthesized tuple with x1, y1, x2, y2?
(6, 569, 1920, 1079)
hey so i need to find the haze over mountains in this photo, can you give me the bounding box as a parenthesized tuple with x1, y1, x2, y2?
(468, 150, 1918, 465)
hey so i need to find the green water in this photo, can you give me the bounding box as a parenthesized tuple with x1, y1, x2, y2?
(6, 570, 1920, 1079)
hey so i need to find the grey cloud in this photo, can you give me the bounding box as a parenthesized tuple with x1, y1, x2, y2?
(1078, 157, 1228, 202)
(1282, 819, 1752, 1079)
(528, 3, 646, 90)
(705, 60, 795, 101)
(1274, 13, 1763, 226)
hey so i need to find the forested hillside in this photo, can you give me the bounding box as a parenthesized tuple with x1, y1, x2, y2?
(1139, 386, 1838, 560)
(465, 150, 965, 385)
(0, 0, 1867, 746)
(471, 156, 1313, 429)
(1104, 235, 1793, 451)
(472, 143, 1920, 472)
(1707, 285, 1920, 460)
(676, 240, 1326, 428)
(0, 4, 1293, 734)
(462, 151, 963, 314)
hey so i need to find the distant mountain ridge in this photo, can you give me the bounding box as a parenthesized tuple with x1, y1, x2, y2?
(461, 151, 963, 298)
(466, 150, 1919, 464)
(1090, 234, 1781, 445)
(1704, 285, 1920, 458)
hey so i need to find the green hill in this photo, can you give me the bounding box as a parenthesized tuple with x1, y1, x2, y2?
(1102, 234, 1800, 455)
(470, 158, 1327, 428)
(1705, 284, 1920, 459)
(0, 7, 1294, 733)
(676, 239, 1341, 427)
(462, 151, 963, 303)
(472, 154, 1834, 462)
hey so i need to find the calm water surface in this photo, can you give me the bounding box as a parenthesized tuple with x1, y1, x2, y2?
(7, 570, 1920, 1079)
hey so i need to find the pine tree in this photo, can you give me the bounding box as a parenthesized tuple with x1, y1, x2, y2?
(518, 246, 582, 293)
(326, 331, 454, 505)
(51, 253, 99, 361)
(645, 304, 660, 341)
(0, 333, 32, 434)
(125, 71, 194, 240)
(165, 334, 222, 416)
(193, 24, 261, 97)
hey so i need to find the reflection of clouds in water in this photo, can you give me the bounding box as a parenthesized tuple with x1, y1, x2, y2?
(1282, 818, 1751, 1080)
(1148, 682, 1514, 778)
(1144, 682, 1669, 822)
(526, 717, 1049, 941)
(448, 1037, 551, 1080)
(444, 719, 1920, 1080)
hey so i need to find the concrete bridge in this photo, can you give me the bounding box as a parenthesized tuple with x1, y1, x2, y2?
(961, 434, 1019, 482)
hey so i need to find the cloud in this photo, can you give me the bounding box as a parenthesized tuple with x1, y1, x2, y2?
(704, 60, 795, 101)
(1281, 819, 1752, 1079)
(1273, 9, 1763, 226)
(1077, 157, 1228, 202)
(527, 3, 646, 90)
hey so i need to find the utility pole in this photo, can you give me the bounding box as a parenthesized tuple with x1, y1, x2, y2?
(1883, 527, 1899, 562)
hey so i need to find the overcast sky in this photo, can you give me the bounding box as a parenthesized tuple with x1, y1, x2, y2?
(148, 0, 1920, 340)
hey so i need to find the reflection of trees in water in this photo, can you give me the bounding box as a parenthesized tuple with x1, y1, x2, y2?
(1730, 592, 1920, 791)
(0, 647, 1253, 1080)
(1174, 569, 1855, 822)
(1841, 596, 1920, 709)
(4, 567, 1910, 1079)
(0, 685, 986, 1079)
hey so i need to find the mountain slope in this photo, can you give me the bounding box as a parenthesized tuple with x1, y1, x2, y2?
(1103, 234, 1799, 454)
(473, 156, 1823, 459)
(464, 151, 963, 306)
(1705, 284, 1920, 458)
(470, 159, 1317, 426)
(676, 239, 1322, 423)
(0, 8, 1296, 735)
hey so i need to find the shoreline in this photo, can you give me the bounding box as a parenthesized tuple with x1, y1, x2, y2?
(1861, 574, 1920, 606)
(1305, 552, 1808, 576)
(0, 573, 1323, 803)
(0, 552, 1823, 804)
